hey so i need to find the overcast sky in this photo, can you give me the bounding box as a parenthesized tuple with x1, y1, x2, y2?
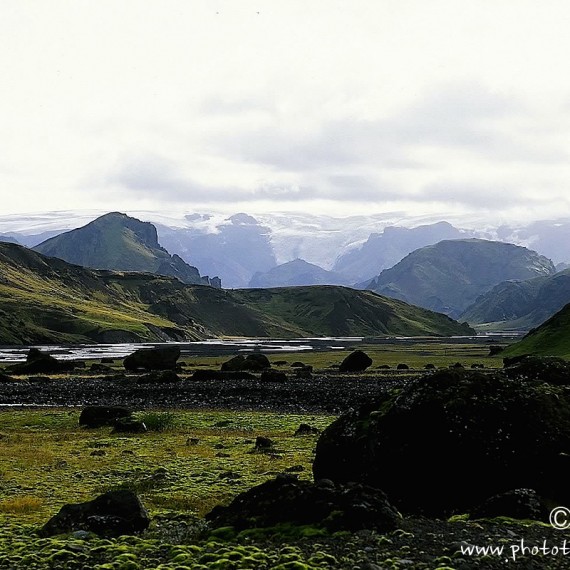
(2, 0, 570, 223)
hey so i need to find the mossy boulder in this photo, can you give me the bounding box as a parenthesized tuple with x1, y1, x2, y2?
(470, 488, 548, 521)
(503, 355, 570, 385)
(313, 369, 570, 516)
(205, 475, 400, 532)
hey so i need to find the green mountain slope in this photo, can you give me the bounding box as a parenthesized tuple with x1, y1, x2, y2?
(0, 243, 474, 344)
(367, 239, 555, 318)
(33, 212, 218, 286)
(502, 303, 570, 359)
(460, 269, 570, 329)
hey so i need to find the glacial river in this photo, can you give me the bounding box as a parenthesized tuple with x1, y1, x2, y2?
(0, 333, 522, 364)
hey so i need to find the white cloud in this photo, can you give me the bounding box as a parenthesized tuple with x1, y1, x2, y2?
(1, 0, 570, 221)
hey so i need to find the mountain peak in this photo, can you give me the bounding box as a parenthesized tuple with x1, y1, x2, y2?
(33, 212, 219, 286)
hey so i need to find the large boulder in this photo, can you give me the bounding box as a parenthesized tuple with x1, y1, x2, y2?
(221, 353, 271, 372)
(40, 490, 150, 537)
(205, 475, 400, 532)
(123, 346, 180, 371)
(313, 369, 570, 516)
(79, 406, 132, 428)
(7, 348, 75, 375)
(339, 350, 372, 372)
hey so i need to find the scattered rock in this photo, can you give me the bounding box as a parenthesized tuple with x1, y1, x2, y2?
(284, 465, 305, 473)
(396, 363, 409, 370)
(6, 348, 75, 375)
(221, 353, 271, 372)
(79, 406, 132, 428)
(260, 369, 288, 383)
(294, 423, 320, 436)
(205, 475, 401, 532)
(470, 488, 548, 521)
(255, 436, 274, 451)
(339, 350, 372, 372)
(190, 369, 257, 381)
(111, 418, 148, 434)
(123, 346, 180, 371)
(40, 490, 150, 537)
(313, 369, 570, 516)
(136, 370, 180, 384)
(90, 450, 106, 457)
(290, 362, 307, 368)
(90, 363, 112, 372)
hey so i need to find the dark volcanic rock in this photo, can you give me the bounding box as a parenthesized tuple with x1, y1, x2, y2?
(123, 346, 180, 371)
(260, 369, 287, 383)
(470, 488, 548, 521)
(503, 355, 570, 385)
(7, 348, 75, 375)
(136, 370, 180, 384)
(339, 350, 372, 372)
(79, 406, 132, 428)
(294, 423, 320, 436)
(313, 369, 570, 516)
(190, 369, 257, 381)
(255, 436, 274, 451)
(221, 353, 271, 372)
(40, 490, 150, 537)
(205, 475, 400, 532)
(111, 418, 148, 434)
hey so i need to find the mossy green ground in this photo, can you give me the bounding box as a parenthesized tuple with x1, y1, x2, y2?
(0, 409, 342, 569)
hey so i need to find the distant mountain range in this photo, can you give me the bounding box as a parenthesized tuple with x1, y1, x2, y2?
(460, 269, 570, 329)
(33, 212, 221, 287)
(2, 210, 570, 291)
(367, 239, 556, 318)
(0, 242, 473, 344)
(249, 258, 350, 288)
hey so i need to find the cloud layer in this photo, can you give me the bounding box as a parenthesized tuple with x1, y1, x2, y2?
(2, 0, 570, 222)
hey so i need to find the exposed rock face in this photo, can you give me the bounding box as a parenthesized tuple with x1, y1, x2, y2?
(6, 348, 75, 375)
(221, 353, 271, 372)
(313, 369, 570, 516)
(339, 350, 372, 372)
(79, 406, 132, 428)
(40, 490, 150, 537)
(123, 346, 180, 371)
(205, 475, 401, 532)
